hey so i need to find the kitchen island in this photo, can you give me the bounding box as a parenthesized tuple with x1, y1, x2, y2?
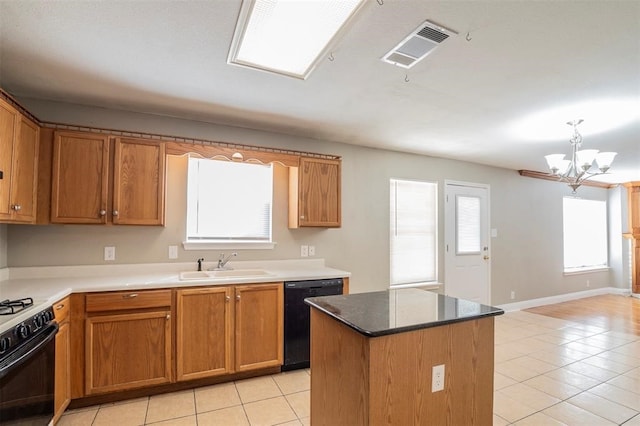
(306, 288, 503, 426)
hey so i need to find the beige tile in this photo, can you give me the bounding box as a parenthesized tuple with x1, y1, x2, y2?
(608, 374, 640, 394)
(563, 341, 606, 356)
(57, 409, 98, 426)
(544, 368, 601, 390)
(492, 392, 538, 423)
(626, 367, 640, 379)
(285, 390, 310, 418)
(626, 414, 640, 425)
(590, 383, 640, 410)
(595, 351, 640, 369)
(524, 375, 582, 400)
(235, 376, 282, 404)
(567, 391, 638, 424)
(494, 372, 517, 390)
(526, 349, 574, 367)
(300, 417, 310, 426)
(492, 414, 510, 426)
(93, 399, 148, 426)
(61, 405, 100, 415)
(278, 421, 302, 426)
(197, 406, 249, 426)
(146, 390, 195, 424)
(195, 382, 242, 413)
(497, 383, 560, 411)
(272, 370, 310, 395)
(582, 354, 636, 374)
(542, 401, 616, 425)
(495, 356, 556, 381)
(147, 415, 197, 425)
(564, 361, 619, 382)
(243, 396, 297, 426)
(512, 412, 567, 425)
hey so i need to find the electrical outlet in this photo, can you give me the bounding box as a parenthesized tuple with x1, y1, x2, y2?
(301, 245, 309, 257)
(168, 245, 178, 259)
(308, 246, 316, 256)
(510, 291, 515, 300)
(104, 246, 115, 261)
(432, 364, 445, 392)
(586, 279, 590, 288)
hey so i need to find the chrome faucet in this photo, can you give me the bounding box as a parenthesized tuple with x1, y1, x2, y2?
(215, 253, 237, 270)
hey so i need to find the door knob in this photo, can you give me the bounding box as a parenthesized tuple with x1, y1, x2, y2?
(483, 255, 490, 260)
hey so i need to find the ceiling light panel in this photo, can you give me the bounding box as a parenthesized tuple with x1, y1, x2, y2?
(228, 0, 366, 79)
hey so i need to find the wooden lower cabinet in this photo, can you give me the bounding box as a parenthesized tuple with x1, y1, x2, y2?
(176, 283, 284, 380)
(85, 310, 172, 395)
(176, 287, 233, 381)
(235, 283, 283, 372)
(53, 297, 71, 424)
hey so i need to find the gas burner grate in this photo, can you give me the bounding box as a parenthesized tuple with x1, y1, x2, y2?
(0, 297, 34, 315)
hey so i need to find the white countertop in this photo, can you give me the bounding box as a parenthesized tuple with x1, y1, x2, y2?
(0, 259, 350, 333)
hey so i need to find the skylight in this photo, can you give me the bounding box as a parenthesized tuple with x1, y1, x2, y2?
(228, 0, 365, 79)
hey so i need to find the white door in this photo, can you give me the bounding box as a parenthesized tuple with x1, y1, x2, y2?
(444, 181, 491, 304)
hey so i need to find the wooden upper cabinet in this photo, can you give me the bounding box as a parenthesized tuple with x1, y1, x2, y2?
(0, 99, 40, 223)
(289, 157, 341, 228)
(51, 131, 109, 224)
(113, 137, 165, 225)
(176, 287, 233, 381)
(51, 131, 165, 225)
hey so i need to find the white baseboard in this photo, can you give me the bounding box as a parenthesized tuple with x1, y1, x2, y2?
(497, 287, 631, 312)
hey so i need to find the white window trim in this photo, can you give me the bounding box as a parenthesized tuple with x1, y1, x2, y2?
(182, 241, 276, 251)
(563, 266, 610, 275)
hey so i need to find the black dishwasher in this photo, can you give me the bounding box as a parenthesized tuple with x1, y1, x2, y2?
(283, 278, 343, 371)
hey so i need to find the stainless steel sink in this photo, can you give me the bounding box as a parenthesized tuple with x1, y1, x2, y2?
(179, 269, 273, 281)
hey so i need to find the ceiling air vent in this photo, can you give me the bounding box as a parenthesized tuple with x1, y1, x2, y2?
(382, 20, 457, 69)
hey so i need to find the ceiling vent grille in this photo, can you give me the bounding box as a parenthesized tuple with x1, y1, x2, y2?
(382, 20, 457, 69)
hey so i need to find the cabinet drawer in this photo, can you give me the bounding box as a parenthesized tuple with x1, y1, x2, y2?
(86, 290, 171, 312)
(53, 297, 70, 322)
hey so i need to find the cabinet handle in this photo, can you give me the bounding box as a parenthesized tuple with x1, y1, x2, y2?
(300, 215, 305, 219)
(99, 210, 107, 216)
(11, 204, 21, 211)
(55, 304, 65, 310)
(122, 293, 138, 299)
(225, 296, 230, 302)
(166, 314, 171, 320)
(236, 295, 241, 301)
(113, 210, 119, 216)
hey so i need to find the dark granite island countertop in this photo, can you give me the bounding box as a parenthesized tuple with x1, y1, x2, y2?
(305, 287, 504, 337)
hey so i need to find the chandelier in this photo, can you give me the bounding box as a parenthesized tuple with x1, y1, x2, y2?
(544, 119, 617, 193)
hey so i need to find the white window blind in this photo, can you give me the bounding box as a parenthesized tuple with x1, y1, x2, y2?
(563, 197, 608, 271)
(186, 157, 273, 242)
(390, 179, 437, 286)
(456, 195, 481, 254)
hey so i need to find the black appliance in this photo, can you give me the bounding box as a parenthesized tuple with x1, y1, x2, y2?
(0, 304, 58, 425)
(283, 278, 343, 371)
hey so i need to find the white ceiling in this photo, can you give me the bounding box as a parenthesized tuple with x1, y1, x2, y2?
(1, 0, 639, 183)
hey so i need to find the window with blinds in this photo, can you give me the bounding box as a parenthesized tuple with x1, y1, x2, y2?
(186, 157, 273, 243)
(456, 195, 481, 254)
(563, 197, 608, 272)
(390, 179, 438, 286)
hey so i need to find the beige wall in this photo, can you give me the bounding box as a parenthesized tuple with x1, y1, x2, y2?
(6, 98, 628, 304)
(0, 224, 7, 268)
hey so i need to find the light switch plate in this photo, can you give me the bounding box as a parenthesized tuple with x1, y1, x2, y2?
(308, 246, 316, 256)
(301, 245, 309, 257)
(168, 245, 178, 259)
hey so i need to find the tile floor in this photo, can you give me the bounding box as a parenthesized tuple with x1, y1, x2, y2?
(58, 310, 640, 425)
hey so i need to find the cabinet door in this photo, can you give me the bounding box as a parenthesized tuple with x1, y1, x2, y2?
(85, 310, 172, 394)
(9, 117, 39, 222)
(234, 283, 283, 372)
(0, 100, 18, 220)
(176, 287, 232, 381)
(292, 157, 341, 228)
(112, 137, 166, 225)
(54, 320, 70, 422)
(51, 131, 110, 224)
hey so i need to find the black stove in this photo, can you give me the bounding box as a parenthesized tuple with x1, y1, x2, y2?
(0, 297, 35, 315)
